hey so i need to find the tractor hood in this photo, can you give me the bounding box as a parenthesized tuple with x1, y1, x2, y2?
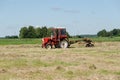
(42, 37, 51, 44)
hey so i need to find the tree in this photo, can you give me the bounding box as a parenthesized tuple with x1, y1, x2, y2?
(106, 31, 113, 37)
(97, 28, 120, 37)
(47, 28, 53, 37)
(97, 29, 107, 37)
(35, 27, 42, 38)
(19, 27, 28, 38)
(41, 26, 48, 37)
(112, 29, 120, 36)
(27, 26, 36, 38)
(19, 26, 36, 38)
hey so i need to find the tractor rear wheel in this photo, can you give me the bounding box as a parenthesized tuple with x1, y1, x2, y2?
(45, 44, 52, 49)
(60, 40, 69, 48)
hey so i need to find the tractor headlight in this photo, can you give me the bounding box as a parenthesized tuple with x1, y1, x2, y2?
(42, 38, 44, 42)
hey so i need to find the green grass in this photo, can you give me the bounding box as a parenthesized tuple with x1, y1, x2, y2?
(70, 37, 120, 42)
(0, 38, 42, 45)
(0, 37, 120, 45)
(91, 37, 120, 42)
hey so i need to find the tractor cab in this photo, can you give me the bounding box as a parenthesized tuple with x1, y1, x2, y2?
(51, 28, 67, 41)
(42, 28, 70, 49)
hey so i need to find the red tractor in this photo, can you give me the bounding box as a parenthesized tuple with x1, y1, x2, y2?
(42, 28, 70, 49)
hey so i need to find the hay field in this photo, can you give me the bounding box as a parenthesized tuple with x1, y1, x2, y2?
(0, 42, 120, 80)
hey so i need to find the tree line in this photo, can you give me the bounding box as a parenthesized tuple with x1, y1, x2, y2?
(19, 26, 70, 38)
(97, 29, 120, 37)
(19, 26, 54, 38)
(4, 26, 120, 39)
(5, 35, 18, 39)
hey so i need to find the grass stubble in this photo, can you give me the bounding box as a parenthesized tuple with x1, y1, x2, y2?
(0, 42, 120, 80)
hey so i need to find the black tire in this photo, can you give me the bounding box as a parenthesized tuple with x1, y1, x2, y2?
(60, 40, 69, 48)
(45, 44, 52, 49)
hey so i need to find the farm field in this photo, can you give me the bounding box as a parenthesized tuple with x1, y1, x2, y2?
(0, 37, 120, 45)
(0, 42, 120, 80)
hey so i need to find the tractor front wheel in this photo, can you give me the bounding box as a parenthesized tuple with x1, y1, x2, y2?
(60, 40, 69, 48)
(45, 44, 52, 49)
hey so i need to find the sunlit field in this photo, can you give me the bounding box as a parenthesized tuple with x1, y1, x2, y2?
(0, 41, 120, 80)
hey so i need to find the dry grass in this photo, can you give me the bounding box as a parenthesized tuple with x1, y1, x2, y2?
(0, 42, 120, 80)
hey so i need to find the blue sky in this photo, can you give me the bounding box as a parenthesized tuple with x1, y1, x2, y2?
(0, 0, 120, 37)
